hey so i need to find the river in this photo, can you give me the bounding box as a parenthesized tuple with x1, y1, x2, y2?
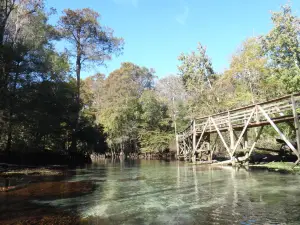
(1, 160, 300, 224)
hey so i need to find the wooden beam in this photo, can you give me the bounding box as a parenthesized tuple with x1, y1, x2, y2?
(195, 93, 300, 121)
(244, 130, 248, 149)
(176, 135, 179, 157)
(249, 126, 264, 156)
(211, 134, 219, 152)
(195, 119, 209, 149)
(233, 131, 244, 149)
(228, 111, 235, 152)
(258, 105, 299, 158)
(205, 115, 298, 133)
(291, 95, 300, 156)
(210, 117, 231, 157)
(187, 136, 193, 150)
(199, 140, 207, 152)
(179, 143, 185, 155)
(192, 120, 196, 162)
(183, 138, 187, 158)
(231, 107, 255, 156)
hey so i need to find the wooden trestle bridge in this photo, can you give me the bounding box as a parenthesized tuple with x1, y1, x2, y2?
(176, 93, 300, 164)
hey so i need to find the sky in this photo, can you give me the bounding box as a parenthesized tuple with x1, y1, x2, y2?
(46, 0, 300, 78)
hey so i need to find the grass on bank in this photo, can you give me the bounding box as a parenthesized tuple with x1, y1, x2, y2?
(250, 162, 300, 172)
(0, 168, 63, 177)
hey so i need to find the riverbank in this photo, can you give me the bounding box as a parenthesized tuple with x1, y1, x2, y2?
(190, 159, 300, 174)
(0, 151, 91, 167)
(0, 167, 64, 177)
(249, 162, 300, 173)
(0, 165, 70, 192)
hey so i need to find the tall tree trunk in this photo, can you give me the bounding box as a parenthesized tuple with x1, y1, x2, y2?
(5, 108, 13, 152)
(5, 67, 19, 152)
(69, 37, 81, 153)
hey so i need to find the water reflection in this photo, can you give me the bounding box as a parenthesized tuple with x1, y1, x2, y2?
(2, 160, 300, 224)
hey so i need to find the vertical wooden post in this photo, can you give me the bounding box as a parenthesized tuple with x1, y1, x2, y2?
(207, 134, 210, 151)
(228, 111, 234, 159)
(291, 95, 300, 156)
(244, 130, 248, 150)
(207, 133, 211, 162)
(176, 134, 179, 159)
(244, 112, 248, 150)
(183, 136, 187, 160)
(254, 105, 259, 136)
(192, 120, 196, 163)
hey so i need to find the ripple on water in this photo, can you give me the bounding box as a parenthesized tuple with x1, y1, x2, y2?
(3, 161, 300, 225)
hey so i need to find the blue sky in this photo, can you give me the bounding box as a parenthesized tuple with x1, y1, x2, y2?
(47, 0, 300, 78)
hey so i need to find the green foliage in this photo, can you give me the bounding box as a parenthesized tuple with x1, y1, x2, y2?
(1, 1, 300, 160)
(57, 8, 124, 67)
(227, 38, 269, 103)
(262, 4, 300, 93)
(89, 63, 174, 154)
(178, 43, 214, 93)
(0, 1, 107, 156)
(92, 63, 156, 153)
(252, 162, 300, 172)
(138, 91, 173, 153)
(177, 43, 220, 118)
(139, 130, 173, 153)
(57, 7, 124, 151)
(174, 4, 300, 154)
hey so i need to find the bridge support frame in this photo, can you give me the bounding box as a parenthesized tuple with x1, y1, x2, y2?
(176, 93, 300, 164)
(292, 95, 300, 163)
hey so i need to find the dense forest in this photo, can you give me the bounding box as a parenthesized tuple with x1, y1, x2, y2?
(0, 1, 299, 162)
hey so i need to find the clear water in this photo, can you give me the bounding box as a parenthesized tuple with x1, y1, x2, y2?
(9, 160, 300, 224)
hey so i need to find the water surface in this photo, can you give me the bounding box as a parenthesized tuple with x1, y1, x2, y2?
(2, 160, 300, 224)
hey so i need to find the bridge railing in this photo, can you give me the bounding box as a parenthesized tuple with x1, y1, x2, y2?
(178, 93, 300, 137)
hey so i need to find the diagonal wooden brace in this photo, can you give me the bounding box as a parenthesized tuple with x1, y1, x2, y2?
(210, 117, 231, 157)
(258, 105, 300, 158)
(248, 126, 264, 157)
(231, 107, 256, 156)
(195, 119, 209, 150)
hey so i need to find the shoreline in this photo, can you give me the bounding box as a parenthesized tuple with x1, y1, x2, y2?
(249, 162, 300, 173)
(189, 160, 300, 173)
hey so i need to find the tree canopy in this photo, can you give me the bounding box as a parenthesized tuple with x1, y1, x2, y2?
(0, 1, 299, 160)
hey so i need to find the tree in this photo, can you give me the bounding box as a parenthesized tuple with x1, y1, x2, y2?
(57, 8, 123, 151)
(177, 43, 219, 117)
(138, 90, 173, 153)
(155, 75, 188, 133)
(225, 37, 270, 104)
(0, 0, 69, 152)
(262, 4, 300, 93)
(0, 0, 43, 130)
(95, 62, 155, 155)
(178, 43, 215, 92)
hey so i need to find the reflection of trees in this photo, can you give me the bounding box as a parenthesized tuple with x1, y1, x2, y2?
(81, 162, 300, 224)
(82, 159, 146, 223)
(193, 166, 295, 225)
(32, 161, 300, 224)
(175, 164, 300, 224)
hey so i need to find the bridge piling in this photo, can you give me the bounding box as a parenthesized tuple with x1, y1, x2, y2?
(192, 120, 196, 163)
(291, 95, 300, 162)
